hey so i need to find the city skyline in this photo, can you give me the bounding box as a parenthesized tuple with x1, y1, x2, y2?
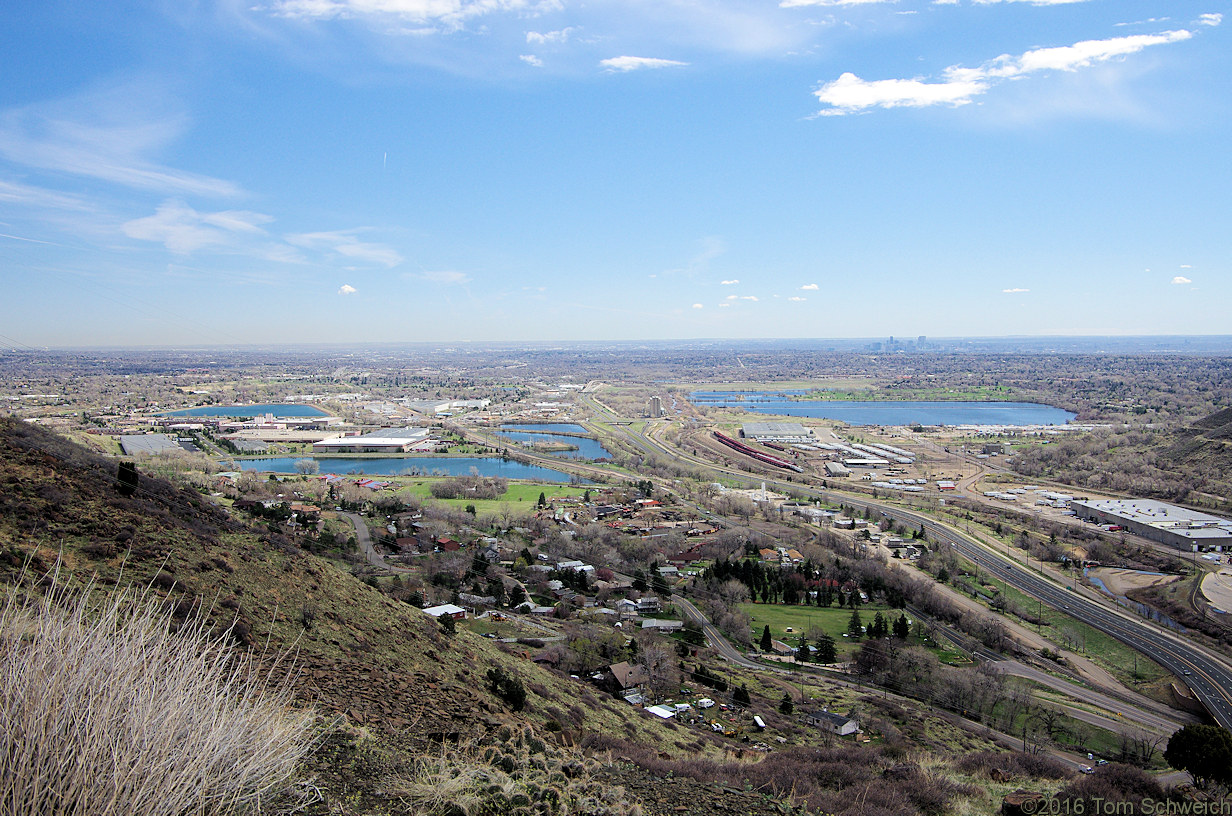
(1, 0, 1227, 347)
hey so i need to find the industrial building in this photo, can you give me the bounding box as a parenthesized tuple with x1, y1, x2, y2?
(119, 434, 185, 456)
(312, 427, 430, 453)
(741, 422, 813, 443)
(1068, 498, 1232, 551)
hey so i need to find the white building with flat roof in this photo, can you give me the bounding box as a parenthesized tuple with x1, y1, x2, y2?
(1069, 498, 1232, 551)
(312, 427, 430, 453)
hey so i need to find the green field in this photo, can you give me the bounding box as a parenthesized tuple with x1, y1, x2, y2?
(740, 602, 913, 661)
(394, 479, 586, 515)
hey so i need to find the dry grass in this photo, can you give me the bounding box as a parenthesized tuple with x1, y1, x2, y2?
(0, 569, 316, 816)
(392, 724, 641, 816)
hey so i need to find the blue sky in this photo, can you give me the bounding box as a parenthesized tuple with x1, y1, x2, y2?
(0, 0, 1227, 347)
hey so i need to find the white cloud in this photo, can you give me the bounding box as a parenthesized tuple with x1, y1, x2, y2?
(739, 295, 759, 301)
(1198, 13, 1222, 26)
(800, 283, 819, 290)
(720, 279, 739, 285)
(815, 28, 1195, 115)
(338, 284, 357, 295)
(266, 0, 559, 31)
(420, 269, 470, 284)
(600, 56, 689, 73)
(972, 0, 1090, 5)
(519, 54, 543, 67)
(526, 27, 575, 44)
(1180, 264, 1192, 268)
(0, 179, 90, 211)
(789, 296, 806, 301)
(287, 229, 402, 267)
(692, 303, 704, 309)
(725, 294, 738, 300)
(1003, 287, 1029, 293)
(122, 201, 274, 254)
(781, 0, 892, 6)
(718, 302, 731, 308)
(0, 85, 241, 197)
(1172, 276, 1192, 285)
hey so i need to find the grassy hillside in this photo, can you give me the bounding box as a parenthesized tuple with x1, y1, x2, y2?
(0, 417, 1116, 815)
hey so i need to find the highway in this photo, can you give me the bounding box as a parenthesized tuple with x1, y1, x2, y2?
(831, 494, 1232, 730)
(583, 401, 1232, 730)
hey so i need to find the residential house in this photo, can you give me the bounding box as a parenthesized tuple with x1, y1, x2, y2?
(804, 710, 860, 736)
(422, 604, 467, 620)
(600, 661, 648, 695)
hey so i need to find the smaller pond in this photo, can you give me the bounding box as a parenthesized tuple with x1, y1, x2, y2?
(231, 456, 582, 482)
(163, 404, 328, 418)
(495, 423, 612, 460)
(1085, 571, 1185, 632)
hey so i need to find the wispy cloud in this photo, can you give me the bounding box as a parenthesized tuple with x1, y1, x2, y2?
(519, 54, 543, 67)
(800, 283, 819, 290)
(666, 236, 725, 276)
(0, 178, 90, 211)
(526, 27, 575, 45)
(692, 303, 704, 309)
(1199, 13, 1222, 26)
(783, 0, 891, 6)
(814, 28, 1196, 115)
(265, 0, 559, 32)
(789, 296, 806, 301)
(1171, 276, 1192, 285)
(600, 56, 689, 73)
(720, 279, 739, 285)
(122, 201, 275, 254)
(0, 84, 241, 197)
(1002, 287, 1029, 293)
(781, 0, 892, 6)
(971, 0, 1091, 5)
(338, 283, 357, 295)
(420, 269, 470, 284)
(287, 229, 402, 267)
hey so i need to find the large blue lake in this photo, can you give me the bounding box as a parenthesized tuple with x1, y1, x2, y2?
(163, 404, 328, 418)
(231, 456, 580, 481)
(496, 424, 613, 460)
(690, 392, 1074, 426)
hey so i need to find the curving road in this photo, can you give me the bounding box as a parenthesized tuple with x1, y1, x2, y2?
(591, 406, 1232, 730)
(341, 511, 386, 569)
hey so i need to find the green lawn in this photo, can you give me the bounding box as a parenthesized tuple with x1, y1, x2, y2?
(740, 602, 905, 660)
(393, 479, 586, 515)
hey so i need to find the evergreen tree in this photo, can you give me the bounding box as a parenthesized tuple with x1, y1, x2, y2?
(778, 693, 794, 715)
(893, 614, 910, 640)
(816, 633, 837, 664)
(537, 491, 547, 508)
(759, 625, 772, 651)
(847, 609, 863, 640)
(796, 639, 810, 663)
(733, 685, 751, 706)
(871, 612, 887, 639)
(117, 461, 139, 497)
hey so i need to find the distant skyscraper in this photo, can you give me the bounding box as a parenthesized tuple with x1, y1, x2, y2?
(649, 396, 663, 418)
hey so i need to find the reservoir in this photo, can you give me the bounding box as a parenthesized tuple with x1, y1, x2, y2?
(690, 392, 1074, 426)
(231, 456, 580, 482)
(163, 404, 328, 418)
(496, 424, 613, 460)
